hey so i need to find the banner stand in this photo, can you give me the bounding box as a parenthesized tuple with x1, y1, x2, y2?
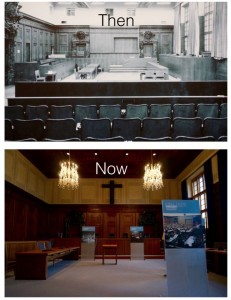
(130, 226, 144, 260)
(81, 226, 96, 261)
(162, 200, 209, 297)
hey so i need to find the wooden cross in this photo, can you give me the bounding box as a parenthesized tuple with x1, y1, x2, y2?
(102, 180, 122, 204)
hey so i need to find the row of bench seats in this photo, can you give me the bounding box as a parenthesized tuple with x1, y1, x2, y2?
(5, 103, 227, 124)
(5, 117, 227, 141)
(5, 240, 55, 276)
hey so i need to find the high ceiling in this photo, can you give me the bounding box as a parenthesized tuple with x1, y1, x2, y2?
(20, 149, 202, 179)
(51, 2, 177, 9)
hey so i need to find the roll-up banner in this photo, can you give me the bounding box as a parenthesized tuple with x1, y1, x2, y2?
(162, 200, 208, 297)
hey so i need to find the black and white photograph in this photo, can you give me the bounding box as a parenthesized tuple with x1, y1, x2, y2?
(3, 1, 228, 298)
(5, 1, 227, 142)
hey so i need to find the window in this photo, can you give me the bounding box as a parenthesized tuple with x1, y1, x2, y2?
(67, 8, 75, 16)
(105, 8, 113, 16)
(204, 2, 214, 52)
(191, 173, 208, 228)
(183, 4, 189, 53)
(127, 8, 136, 16)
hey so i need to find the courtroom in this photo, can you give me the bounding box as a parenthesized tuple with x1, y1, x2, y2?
(5, 2, 227, 142)
(5, 149, 227, 297)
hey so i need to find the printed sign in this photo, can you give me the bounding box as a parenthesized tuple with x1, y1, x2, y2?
(162, 200, 205, 249)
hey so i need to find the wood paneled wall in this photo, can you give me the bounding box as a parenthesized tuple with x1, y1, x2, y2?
(5, 181, 163, 241)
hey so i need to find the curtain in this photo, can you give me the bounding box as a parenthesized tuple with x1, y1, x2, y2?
(173, 4, 181, 54)
(204, 158, 215, 246)
(187, 2, 200, 56)
(217, 150, 227, 241)
(181, 180, 188, 200)
(211, 2, 227, 59)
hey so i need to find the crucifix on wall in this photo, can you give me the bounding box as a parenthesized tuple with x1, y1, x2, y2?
(102, 180, 122, 204)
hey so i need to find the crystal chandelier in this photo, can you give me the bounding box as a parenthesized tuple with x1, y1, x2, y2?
(143, 153, 164, 191)
(58, 152, 79, 190)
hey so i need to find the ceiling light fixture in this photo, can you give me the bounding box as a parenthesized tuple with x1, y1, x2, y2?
(143, 152, 164, 191)
(58, 151, 79, 190)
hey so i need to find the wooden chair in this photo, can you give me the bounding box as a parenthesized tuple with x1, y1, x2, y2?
(35, 70, 45, 82)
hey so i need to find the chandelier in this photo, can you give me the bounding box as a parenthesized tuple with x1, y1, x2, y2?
(143, 153, 164, 191)
(58, 152, 79, 190)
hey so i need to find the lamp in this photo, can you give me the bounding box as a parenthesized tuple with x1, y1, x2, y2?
(143, 153, 164, 191)
(58, 152, 79, 190)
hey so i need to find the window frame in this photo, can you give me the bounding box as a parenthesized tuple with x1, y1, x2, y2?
(191, 172, 208, 228)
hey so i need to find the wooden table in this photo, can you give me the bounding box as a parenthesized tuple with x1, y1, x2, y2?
(15, 247, 80, 280)
(102, 244, 118, 265)
(78, 66, 96, 79)
(45, 72, 57, 81)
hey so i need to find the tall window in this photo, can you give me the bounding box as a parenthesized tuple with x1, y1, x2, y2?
(204, 2, 214, 52)
(105, 8, 113, 16)
(183, 4, 189, 53)
(67, 8, 75, 16)
(191, 173, 208, 228)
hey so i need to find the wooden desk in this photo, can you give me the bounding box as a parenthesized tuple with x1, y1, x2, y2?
(78, 66, 96, 79)
(102, 244, 118, 265)
(45, 72, 57, 81)
(206, 248, 227, 275)
(15, 247, 79, 280)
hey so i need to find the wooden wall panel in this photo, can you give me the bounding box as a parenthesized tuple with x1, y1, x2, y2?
(85, 212, 104, 238)
(14, 200, 28, 241)
(119, 213, 136, 238)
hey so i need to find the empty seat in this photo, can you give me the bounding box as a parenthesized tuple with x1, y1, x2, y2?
(175, 136, 215, 141)
(196, 103, 219, 119)
(13, 119, 45, 141)
(81, 118, 111, 140)
(149, 104, 172, 118)
(5, 105, 25, 121)
(203, 117, 227, 140)
(112, 118, 141, 141)
(74, 105, 98, 124)
(173, 104, 196, 118)
(50, 105, 73, 119)
(220, 103, 227, 118)
(172, 117, 203, 139)
(141, 117, 171, 139)
(134, 137, 173, 141)
(44, 119, 78, 140)
(218, 136, 227, 141)
(126, 104, 148, 120)
(5, 119, 14, 141)
(99, 105, 121, 120)
(35, 70, 45, 82)
(43, 138, 80, 141)
(26, 105, 49, 121)
(85, 136, 124, 141)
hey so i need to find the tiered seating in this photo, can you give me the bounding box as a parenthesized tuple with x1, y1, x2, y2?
(5, 103, 227, 141)
(172, 104, 196, 118)
(112, 118, 141, 140)
(81, 118, 111, 140)
(50, 105, 74, 119)
(196, 103, 219, 120)
(13, 119, 45, 141)
(126, 104, 148, 119)
(99, 105, 121, 120)
(172, 117, 203, 139)
(5, 105, 25, 121)
(141, 117, 171, 139)
(26, 105, 49, 121)
(44, 119, 79, 140)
